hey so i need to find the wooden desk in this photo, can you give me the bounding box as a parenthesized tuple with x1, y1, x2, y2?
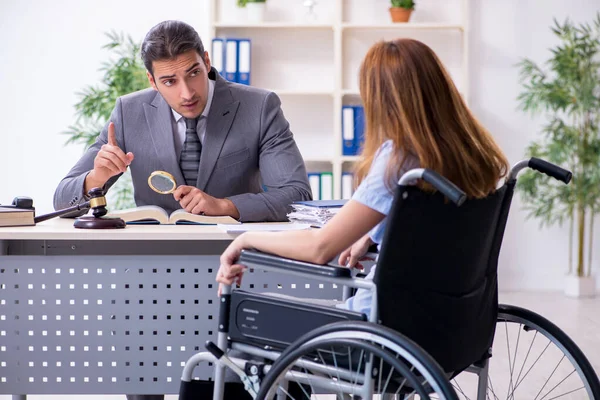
(0, 219, 341, 398)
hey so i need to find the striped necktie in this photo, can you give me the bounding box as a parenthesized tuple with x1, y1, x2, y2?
(180, 117, 202, 186)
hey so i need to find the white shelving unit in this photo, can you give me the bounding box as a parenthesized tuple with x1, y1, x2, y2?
(207, 0, 469, 199)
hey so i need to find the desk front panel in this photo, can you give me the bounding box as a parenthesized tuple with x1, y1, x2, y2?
(0, 241, 344, 395)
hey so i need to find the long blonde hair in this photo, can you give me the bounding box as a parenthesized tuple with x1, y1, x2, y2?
(355, 39, 508, 198)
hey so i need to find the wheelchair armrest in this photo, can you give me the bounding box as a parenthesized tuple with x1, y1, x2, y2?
(238, 249, 352, 278)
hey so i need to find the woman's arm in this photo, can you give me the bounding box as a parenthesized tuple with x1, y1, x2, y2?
(217, 200, 385, 287)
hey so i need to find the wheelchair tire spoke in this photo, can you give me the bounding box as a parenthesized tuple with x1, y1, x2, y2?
(275, 383, 296, 400)
(316, 348, 345, 399)
(377, 352, 384, 393)
(452, 380, 469, 400)
(487, 376, 499, 400)
(538, 367, 577, 400)
(381, 356, 401, 396)
(504, 322, 516, 400)
(533, 354, 565, 400)
(478, 309, 598, 400)
(392, 365, 414, 396)
(256, 329, 456, 400)
(509, 339, 551, 398)
(544, 386, 585, 400)
(510, 323, 522, 398)
(300, 366, 317, 399)
(352, 349, 365, 388)
(508, 329, 537, 400)
(394, 376, 408, 396)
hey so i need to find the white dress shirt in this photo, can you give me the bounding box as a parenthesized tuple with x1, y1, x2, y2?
(171, 77, 215, 160)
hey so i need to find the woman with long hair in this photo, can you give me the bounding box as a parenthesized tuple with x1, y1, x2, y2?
(216, 38, 508, 315)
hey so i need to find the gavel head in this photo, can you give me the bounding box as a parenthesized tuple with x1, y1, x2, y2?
(87, 188, 108, 218)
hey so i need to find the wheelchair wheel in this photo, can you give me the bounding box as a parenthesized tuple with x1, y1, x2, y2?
(452, 304, 600, 400)
(257, 320, 458, 400)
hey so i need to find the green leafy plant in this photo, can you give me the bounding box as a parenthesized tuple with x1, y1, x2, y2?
(64, 31, 149, 210)
(391, 0, 415, 9)
(516, 14, 600, 278)
(237, 0, 266, 7)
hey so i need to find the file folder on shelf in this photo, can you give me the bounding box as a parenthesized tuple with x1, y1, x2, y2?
(320, 172, 333, 201)
(353, 106, 365, 153)
(225, 39, 238, 83)
(237, 39, 251, 85)
(342, 106, 355, 156)
(211, 38, 225, 77)
(342, 172, 354, 199)
(308, 173, 321, 201)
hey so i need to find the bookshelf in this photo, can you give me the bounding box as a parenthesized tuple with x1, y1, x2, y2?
(207, 0, 469, 199)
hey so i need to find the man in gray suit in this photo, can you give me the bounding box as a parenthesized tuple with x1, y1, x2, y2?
(54, 20, 311, 223)
(53, 20, 311, 400)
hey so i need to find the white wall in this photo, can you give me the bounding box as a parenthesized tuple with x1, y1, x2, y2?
(0, 0, 598, 291)
(0, 0, 210, 213)
(469, 1, 600, 291)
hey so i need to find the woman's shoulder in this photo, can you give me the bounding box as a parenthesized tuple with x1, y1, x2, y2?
(374, 140, 394, 159)
(378, 139, 394, 152)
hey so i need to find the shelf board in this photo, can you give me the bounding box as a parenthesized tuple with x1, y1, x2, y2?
(304, 158, 334, 164)
(341, 156, 362, 162)
(215, 22, 463, 31)
(214, 22, 334, 29)
(342, 22, 464, 31)
(342, 89, 360, 96)
(271, 89, 334, 96)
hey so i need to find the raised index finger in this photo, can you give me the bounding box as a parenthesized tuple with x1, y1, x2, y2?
(107, 122, 118, 147)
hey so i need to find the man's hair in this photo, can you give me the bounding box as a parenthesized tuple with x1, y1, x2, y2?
(141, 20, 205, 75)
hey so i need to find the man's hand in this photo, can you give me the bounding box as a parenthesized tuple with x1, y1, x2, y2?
(173, 185, 240, 218)
(85, 122, 134, 192)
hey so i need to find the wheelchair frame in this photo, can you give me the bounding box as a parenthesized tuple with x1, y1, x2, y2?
(180, 159, 600, 400)
(182, 258, 459, 399)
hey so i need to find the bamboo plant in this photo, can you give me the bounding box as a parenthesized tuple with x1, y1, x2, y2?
(517, 14, 600, 278)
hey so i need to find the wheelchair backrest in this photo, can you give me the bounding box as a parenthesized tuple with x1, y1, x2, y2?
(374, 180, 516, 373)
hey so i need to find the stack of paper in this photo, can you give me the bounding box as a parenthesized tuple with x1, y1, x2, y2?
(287, 200, 347, 227)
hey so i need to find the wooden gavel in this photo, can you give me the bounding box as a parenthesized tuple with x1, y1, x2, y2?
(34, 188, 125, 229)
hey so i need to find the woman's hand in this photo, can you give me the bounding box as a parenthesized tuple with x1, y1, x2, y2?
(338, 234, 375, 270)
(216, 235, 248, 296)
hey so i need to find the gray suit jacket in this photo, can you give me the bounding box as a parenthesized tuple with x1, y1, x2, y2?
(54, 68, 312, 222)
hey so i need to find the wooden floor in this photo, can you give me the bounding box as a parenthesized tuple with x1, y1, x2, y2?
(1, 291, 598, 400)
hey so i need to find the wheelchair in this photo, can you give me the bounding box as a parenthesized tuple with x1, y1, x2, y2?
(180, 158, 600, 400)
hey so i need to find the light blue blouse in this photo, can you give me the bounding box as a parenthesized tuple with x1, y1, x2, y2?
(338, 140, 419, 318)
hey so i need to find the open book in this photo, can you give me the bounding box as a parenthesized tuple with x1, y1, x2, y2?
(106, 205, 240, 225)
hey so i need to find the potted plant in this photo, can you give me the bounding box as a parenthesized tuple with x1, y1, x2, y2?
(517, 14, 600, 297)
(237, 0, 267, 23)
(389, 0, 415, 23)
(64, 31, 149, 211)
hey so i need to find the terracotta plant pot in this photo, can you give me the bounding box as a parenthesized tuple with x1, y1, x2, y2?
(389, 7, 413, 23)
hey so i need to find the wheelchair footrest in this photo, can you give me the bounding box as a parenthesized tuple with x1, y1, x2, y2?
(179, 380, 253, 400)
(229, 290, 366, 350)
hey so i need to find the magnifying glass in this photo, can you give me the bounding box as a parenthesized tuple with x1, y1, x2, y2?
(148, 171, 177, 194)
